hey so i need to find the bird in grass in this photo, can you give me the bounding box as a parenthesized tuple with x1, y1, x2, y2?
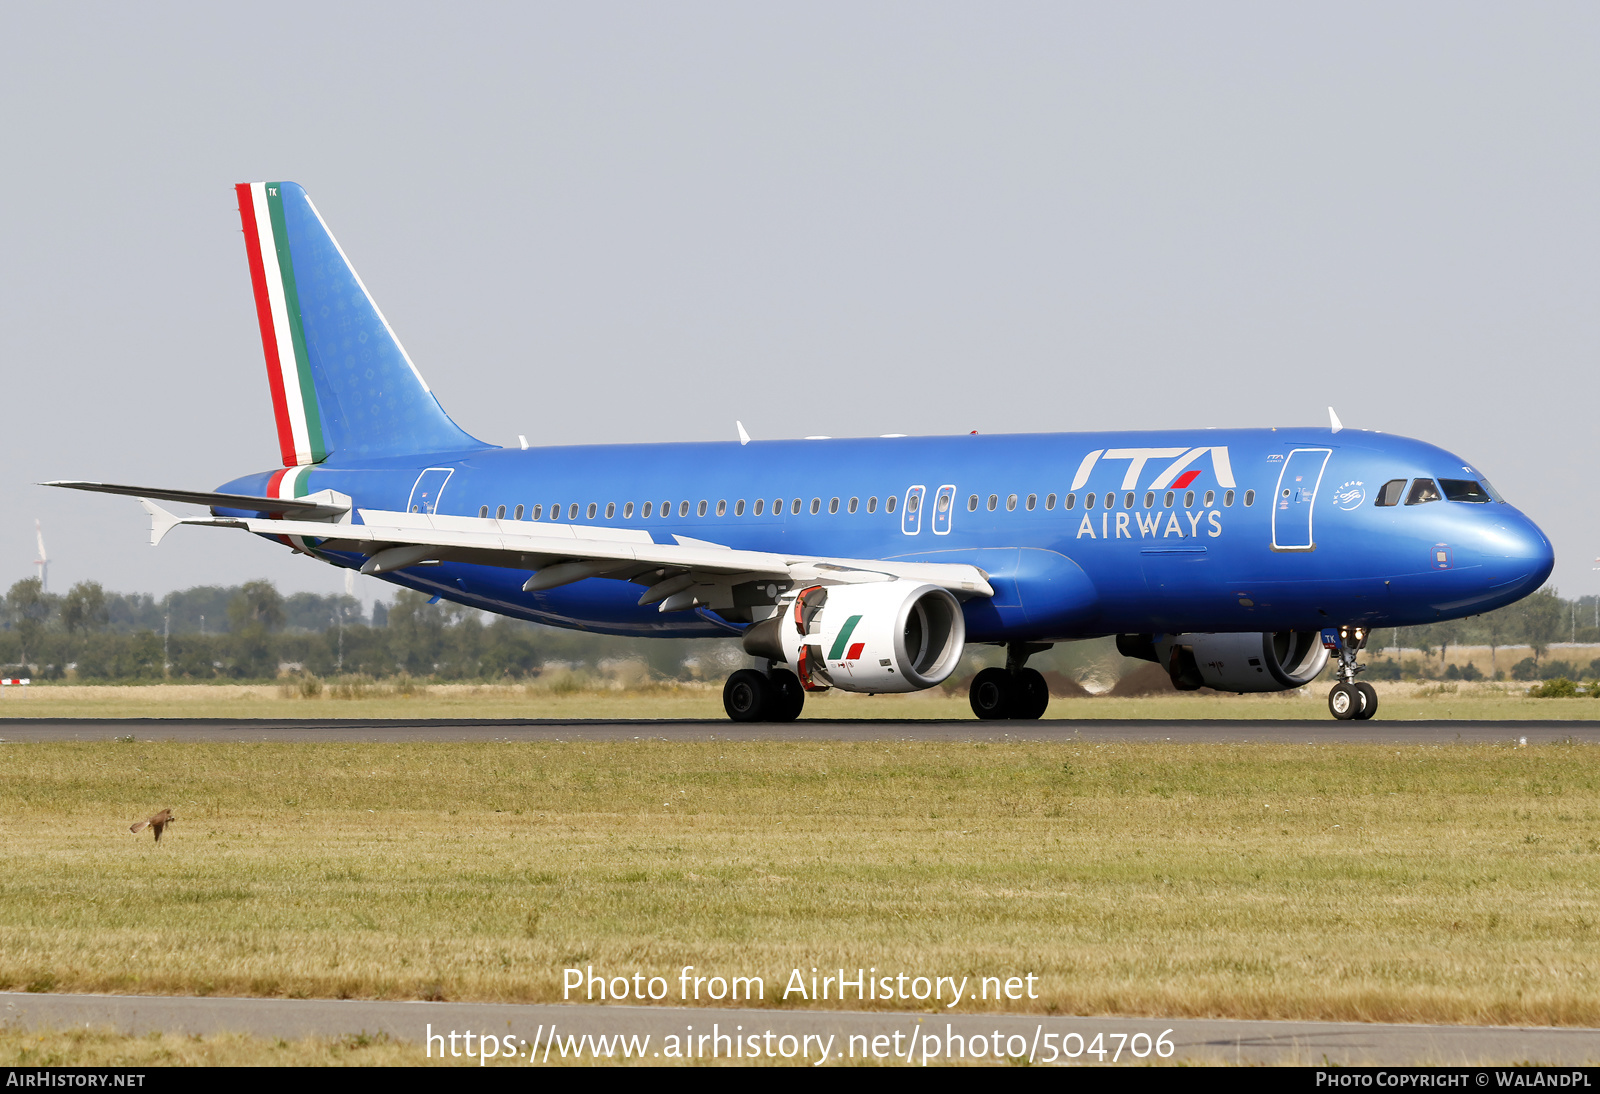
(130, 808, 174, 842)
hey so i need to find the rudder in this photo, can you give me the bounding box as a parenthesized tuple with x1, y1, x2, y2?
(236, 181, 489, 465)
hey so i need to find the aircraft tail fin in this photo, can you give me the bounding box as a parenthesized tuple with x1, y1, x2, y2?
(235, 182, 490, 466)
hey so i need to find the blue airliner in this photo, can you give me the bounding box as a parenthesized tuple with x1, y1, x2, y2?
(49, 182, 1555, 722)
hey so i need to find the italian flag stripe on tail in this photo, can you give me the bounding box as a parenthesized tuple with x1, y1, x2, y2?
(235, 182, 327, 467)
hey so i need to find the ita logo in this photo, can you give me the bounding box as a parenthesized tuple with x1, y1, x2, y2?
(1332, 480, 1365, 510)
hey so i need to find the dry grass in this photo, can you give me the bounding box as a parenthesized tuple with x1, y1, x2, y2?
(0, 1026, 433, 1067)
(1, 740, 1597, 1027)
(1, 679, 1597, 720)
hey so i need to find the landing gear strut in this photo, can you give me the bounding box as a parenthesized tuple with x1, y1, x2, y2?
(723, 665, 805, 723)
(1327, 625, 1377, 721)
(970, 642, 1052, 720)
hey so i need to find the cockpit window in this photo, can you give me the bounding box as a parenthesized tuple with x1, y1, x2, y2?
(1375, 479, 1406, 507)
(1405, 478, 1442, 505)
(1479, 478, 1505, 503)
(1440, 479, 1492, 503)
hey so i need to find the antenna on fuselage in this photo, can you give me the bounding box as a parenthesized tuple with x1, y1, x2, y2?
(1328, 407, 1344, 434)
(736, 421, 751, 446)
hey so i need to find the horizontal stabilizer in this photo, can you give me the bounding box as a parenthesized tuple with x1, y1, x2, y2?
(43, 480, 350, 518)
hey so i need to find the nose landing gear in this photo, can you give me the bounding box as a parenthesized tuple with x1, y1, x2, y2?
(969, 642, 1052, 720)
(1327, 625, 1377, 720)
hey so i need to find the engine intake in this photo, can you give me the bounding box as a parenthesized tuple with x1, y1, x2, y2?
(743, 581, 966, 694)
(1120, 631, 1329, 693)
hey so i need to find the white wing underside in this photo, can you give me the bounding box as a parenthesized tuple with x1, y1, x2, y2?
(139, 500, 994, 613)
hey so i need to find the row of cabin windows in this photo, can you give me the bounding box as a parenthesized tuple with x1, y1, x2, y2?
(1373, 477, 1497, 507)
(478, 496, 903, 521)
(475, 487, 1256, 522)
(966, 488, 1254, 512)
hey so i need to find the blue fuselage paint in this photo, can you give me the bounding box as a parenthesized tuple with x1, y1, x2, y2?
(215, 428, 1554, 643)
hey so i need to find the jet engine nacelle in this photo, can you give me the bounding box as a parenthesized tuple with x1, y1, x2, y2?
(743, 581, 966, 694)
(1122, 631, 1329, 693)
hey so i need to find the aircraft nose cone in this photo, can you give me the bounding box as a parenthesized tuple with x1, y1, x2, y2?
(1483, 513, 1555, 594)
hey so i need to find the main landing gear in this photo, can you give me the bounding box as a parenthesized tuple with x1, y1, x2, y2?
(1327, 624, 1378, 721)
(969, 642, 1053, 720)
(723, 666, 806, 723)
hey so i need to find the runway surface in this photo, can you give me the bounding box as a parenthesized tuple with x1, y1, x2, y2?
(2, 716, 1597, 744)
(4, 992, 1596, 1065)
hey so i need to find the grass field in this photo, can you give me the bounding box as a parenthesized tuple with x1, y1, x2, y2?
(2, 678, 1598, 720)
(0, 1027, 434, 1068)
(2, 738, 1597, 1029)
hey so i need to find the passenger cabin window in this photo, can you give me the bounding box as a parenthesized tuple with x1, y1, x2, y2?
(642, 502, 653, 518)
(1223, 490, 1234, 507)
(680, 501, 691, 517)
(1375, 479, 1406, 507)
(1046, 493, 1056, 510)
(479, 505, 489, 518)
(1124, 492, 1135, 509)
(988, 494, 998, 511)
(848, 497, 858, 514)
(1144, 492, 1155, 508)
(587, 503, 597, 519)
(753, 499, 764, 516)
(968, 494, 979, 512)
(496, 505, 506, 519)
(606, 502, 616, 519)
(791, 499, 802, 515)
(1184, 491, 1195, 508)
(514, 504, 524, 520)
(716, 499, 727, 516)
(829, 497, 839, 514)
(1163, 491, 1174, 508)
(867, 496, 878, 513)
(735, 499, 745, 516)
(531, 504, 542, 520)
(1006, 494, 1017, 511)
(810, 498, 821, 515)
(1065, 493, 1076, 510)
(697, 500, 708, 517)
(1203, 490, 1214, 507)
(1243, 490, 1255, 506)
(1440, 479, 1492, 503)
(624, 502, 634, 518)
(886, 496, 897, 514)
(569, 503, 580, 520)
(1026, 493, 1036, 511)
(1085, 493, 1096, 510)
(1406, 479, 1442, 505)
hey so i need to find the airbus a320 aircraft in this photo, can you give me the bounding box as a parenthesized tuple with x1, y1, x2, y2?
(51, 182, 1555, 722)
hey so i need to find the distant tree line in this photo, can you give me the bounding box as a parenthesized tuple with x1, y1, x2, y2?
(1, 576, 1595, 685)
(1372, 587, 1600, 681)
(0, 578, 736, 683)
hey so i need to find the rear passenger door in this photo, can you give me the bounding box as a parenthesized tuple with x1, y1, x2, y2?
(407, 468, 453, 515)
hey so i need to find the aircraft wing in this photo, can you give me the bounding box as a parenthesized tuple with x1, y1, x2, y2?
(135, 502, 994, 612)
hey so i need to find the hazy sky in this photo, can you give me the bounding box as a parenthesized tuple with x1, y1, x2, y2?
(4, 2, 1596, 605)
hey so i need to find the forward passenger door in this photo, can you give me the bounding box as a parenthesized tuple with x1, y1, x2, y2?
(1271, 449, 1331, 551)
